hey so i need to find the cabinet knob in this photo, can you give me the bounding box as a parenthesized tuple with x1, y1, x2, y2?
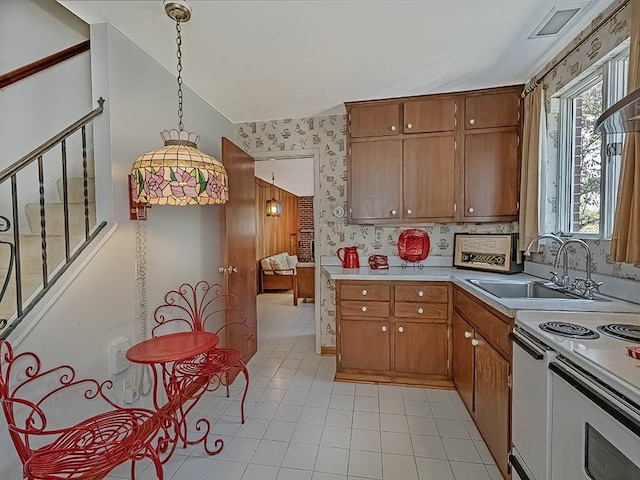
(468, 207, 474, 213)
(398, 326, 404, 333)
(390, 125, 397, 131)
(471, 339, 479, 346)
(381, 325, 387, 332)
(417, 308, 424, 314)
(362, 289, 368, 296)
(418, 290, 424, 297)
(362, 306, 367, 312)
(406, 209, 412, 215)
(469, 118, 475, 125)
(390, 209, 397, 215)
(464, 331, 472, 338)
(406, 123, 413, 129)
(219, 267, 226, 273)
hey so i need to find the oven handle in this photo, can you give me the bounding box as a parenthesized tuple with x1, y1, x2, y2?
(509, 331, 544, 360)
(509, 454, 533, 480)
(549, 361, 640, 438)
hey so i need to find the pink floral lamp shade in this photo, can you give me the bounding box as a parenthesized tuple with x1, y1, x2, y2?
(130, 130, 229, 206)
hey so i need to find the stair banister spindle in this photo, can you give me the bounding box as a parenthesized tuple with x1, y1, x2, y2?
(10, 175, 23, 318)
(81, 125, 89, 240)
(61, 139, 71, 262)
(37, 155, 49, 288)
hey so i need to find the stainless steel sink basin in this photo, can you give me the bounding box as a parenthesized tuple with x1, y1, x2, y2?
(466, 279, 606, 300)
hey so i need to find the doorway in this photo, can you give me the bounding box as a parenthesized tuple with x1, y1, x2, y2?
(253, 150, 321, 354)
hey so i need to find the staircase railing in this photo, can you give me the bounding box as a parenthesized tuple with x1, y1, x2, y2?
(0, 98, 107, 339)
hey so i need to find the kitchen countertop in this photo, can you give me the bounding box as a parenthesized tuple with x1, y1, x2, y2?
(322, 265, 640, 318)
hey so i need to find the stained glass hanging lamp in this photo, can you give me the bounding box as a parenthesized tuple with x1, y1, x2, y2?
(130, 0, 228, 206)
(265, 173, 282, 217)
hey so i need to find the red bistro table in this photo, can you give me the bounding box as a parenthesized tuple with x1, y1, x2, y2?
(127, 331, 222, 459)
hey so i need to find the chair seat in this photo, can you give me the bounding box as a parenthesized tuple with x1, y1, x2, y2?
(173, 348, 243, 378)
(24, 408, 160, 480)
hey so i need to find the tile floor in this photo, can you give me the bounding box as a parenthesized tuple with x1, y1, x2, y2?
(107, 293, 503, 480)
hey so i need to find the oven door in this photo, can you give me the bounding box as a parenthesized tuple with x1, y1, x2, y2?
(549, 359, 640, 480)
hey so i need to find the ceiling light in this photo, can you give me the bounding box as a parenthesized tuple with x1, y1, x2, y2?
(130, 0, 228, 206)
(266, 173, 282, 217)
(529, 4, 587, 39)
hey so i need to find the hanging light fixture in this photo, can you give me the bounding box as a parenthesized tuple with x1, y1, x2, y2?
(130, 0, 228, 206)
(265, 173, 282, 217)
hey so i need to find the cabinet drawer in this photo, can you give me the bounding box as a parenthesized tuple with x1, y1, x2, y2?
(349, 103, 401, 138)
(454, 289, 510, 355)
(341, 301, 390, 317)
(395, 285, 448, 302)
(341, 284, 390, 301)
(395, 302, 448, 320)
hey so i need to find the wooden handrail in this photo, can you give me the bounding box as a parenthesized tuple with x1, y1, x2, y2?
(0, 40, 90, 89)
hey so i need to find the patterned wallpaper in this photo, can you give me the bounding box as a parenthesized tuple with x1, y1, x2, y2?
(237, 117, 517, 347)
(527, 0, 640, 281)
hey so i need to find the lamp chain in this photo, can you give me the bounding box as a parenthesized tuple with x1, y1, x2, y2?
(176, 20, 184, 132)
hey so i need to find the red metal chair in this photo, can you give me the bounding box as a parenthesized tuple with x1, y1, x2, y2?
(0, 340, 169, 480)
(152, 281, 251, 423)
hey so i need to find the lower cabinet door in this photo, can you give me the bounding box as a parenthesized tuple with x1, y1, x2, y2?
(453, 313, 474, 411)
(394, 322, 448, 375)
(474, 332, 510, 478)
(339, 319, 391, 372)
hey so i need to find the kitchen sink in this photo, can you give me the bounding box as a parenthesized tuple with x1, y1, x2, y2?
(466, 279, 609, 301)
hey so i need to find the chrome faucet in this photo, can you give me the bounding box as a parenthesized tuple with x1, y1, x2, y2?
(555, 239, 602, 299)
(523, 234, 567, 287)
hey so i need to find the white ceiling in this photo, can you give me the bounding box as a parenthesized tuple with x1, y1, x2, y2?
(255, 158, 314, 197)
(59, 0, 614, 123)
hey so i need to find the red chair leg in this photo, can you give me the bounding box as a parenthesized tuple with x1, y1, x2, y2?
(225, 371, 230, 398)
(239, 363, 249, 424)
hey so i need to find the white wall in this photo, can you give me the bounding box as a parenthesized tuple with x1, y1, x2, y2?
(0, 17, 234, 479)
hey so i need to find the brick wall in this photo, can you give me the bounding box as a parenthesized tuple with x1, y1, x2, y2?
(298, 196, 314, 262)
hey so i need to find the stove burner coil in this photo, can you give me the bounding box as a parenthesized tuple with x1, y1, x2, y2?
(539, 321, 600, 339)
(596, 324, 640, 343)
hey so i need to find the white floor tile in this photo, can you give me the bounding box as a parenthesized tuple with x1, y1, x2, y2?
(264, 420, 297, 442)
(379, 397, 405, 415)
(260, 389, 287, 404)
(355, 396, 379, 412)
(325, 408, 353, 427)
(289, 379, 313, 392)
(250, 402, 279, 421)
(380, 413, 409, 433)
(449, 461, 491, 480)
(485, 464, 504, 480)
(165, 454, 210, 480)
(236, 418, 270, 439)
(430, 403, 460, 420)
(442, 438, 483, 463)
(381, 431, 413, 455)
(310, 382, 334, 395)
(221, 437, 261, 462)
(274, 404, 304, 422)
(329, 394, 354, 411)
(381, 453, 418, 480)
(311, 472, 347, 480)
(320, 425, 351, 448)
(351, 428, 382, 452)
(212, 416, 244, 436)
(415, 457, 454, 480)
(401, 386, 428, 401)
(332, 383, 356, 395)
(315, 446, 349, 475)
(269, 377, 293, 390)
(435, 418, 470, 439)
(411, 434, 448, 460)
(473, 439, 495, 464)
(250, 439, 288, 466)
(282, 390, 309, 406)
(292, 422, 323, 445)
(299, 406, 328, 425)
(277, 467, 314, 480)
(353, 411, 380, 430)
(241, 463, 279, 480)
(282, 443, 319, 470)
(355, 384, 379, 397)
(205, 460, 248, 480)
(404, 400, 433, 417)
(463, 420, 482, 441)
(348, 449, 382, 479)
(305, 392, 332, 408)
(377, 385, 404, 399)
(424, 389, 453, 404)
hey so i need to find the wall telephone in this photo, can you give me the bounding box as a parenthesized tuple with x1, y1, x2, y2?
(128, 174, 149, 221)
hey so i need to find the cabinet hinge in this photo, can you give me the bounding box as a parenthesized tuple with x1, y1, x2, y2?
(447, 359, 450, 372)
(454, 103, 458, 113)
(508, 373, 512, 389)
(453, 203, 457, 213)
(338, 353, 342, 363)
(338, 324, 340, 334)
(447, 329, 450, 339)
(454, 140, 457, 149)
(454, 117, 457, 127)
(349, 146, 352, 156)
(517, 136, 520, 146)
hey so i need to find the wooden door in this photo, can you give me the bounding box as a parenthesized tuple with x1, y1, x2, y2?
(339, 319, 391, 372)
(453, 313, 474, 412)
(403, 136, 456, 220)
(222, 138, 257, 364)
(464, 129, 519, 219)
(474, 332, 510, 478)
(403, 97, 456, 133)
(465, 91, 520, 129)
(349, 103, 401, 138)
(394, 322, 448, 375)
(348, 139, 402, 222)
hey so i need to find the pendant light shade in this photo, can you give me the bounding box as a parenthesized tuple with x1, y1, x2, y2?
(265, 173, 282, 217)
(130, 0, 228, 207)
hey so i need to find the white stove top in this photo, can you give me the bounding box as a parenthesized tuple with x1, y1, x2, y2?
(516, 310, 640, 403)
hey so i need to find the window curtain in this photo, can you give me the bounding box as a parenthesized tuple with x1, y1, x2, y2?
(610, 0, 640, 264)
(518, 84, 545, 252)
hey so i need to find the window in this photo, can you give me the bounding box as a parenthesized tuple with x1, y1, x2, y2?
(556, 49, 629, 238)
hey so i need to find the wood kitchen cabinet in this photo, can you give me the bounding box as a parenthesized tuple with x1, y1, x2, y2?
(453, 285, 512, 479)
(346, 85, 522, 224)
(336, 280, 453, 387)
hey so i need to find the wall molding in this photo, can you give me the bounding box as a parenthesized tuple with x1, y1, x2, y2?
(321, 346, 336, 356)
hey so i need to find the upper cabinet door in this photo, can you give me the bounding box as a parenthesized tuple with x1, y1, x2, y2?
(404, 97, 457, 133)
(465, 91, 520, 130)
(349, 103, 401, 138)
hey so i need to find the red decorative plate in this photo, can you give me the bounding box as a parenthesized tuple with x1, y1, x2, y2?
(398, 229, 430, 262)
